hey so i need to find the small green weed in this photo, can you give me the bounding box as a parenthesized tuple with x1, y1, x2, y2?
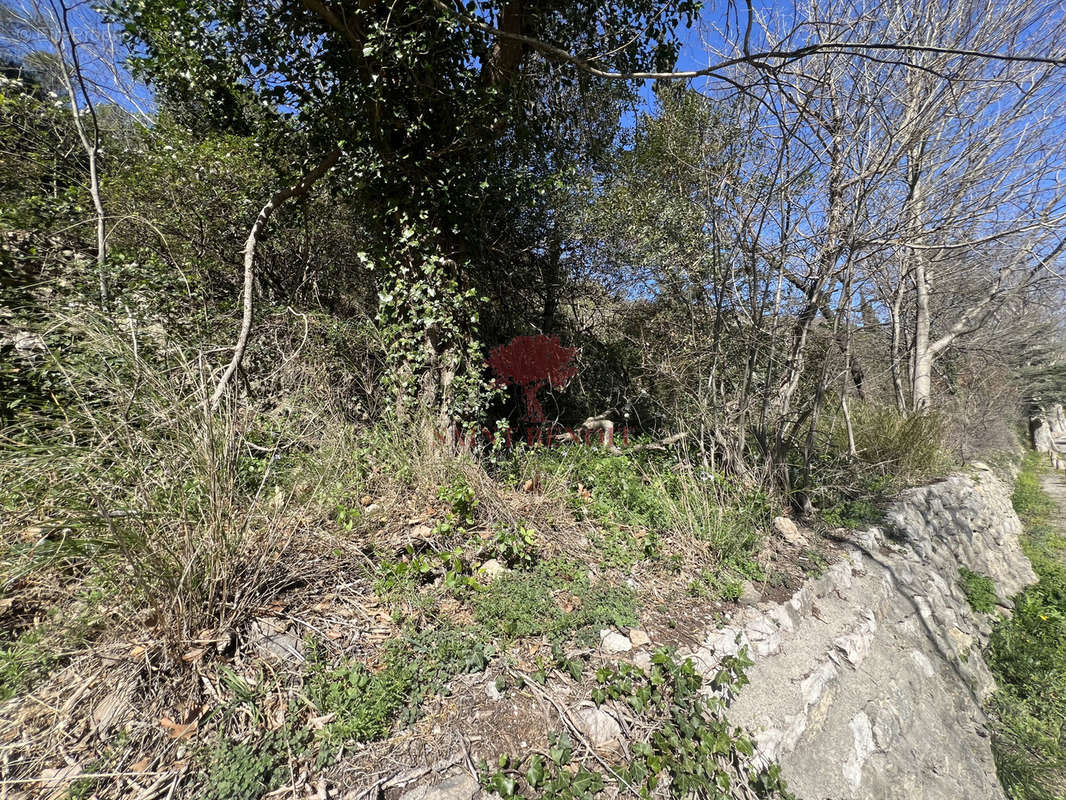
(0, 591, 103, 701)
(307, 627, 493, 761)
(202, 673, 312, 799)
(589, 524, 659, 571)
(958, 567, 998, 614)
(473, 559, 635, 640)
(0, 626, 58, 701)
(687, 569, 743, 601)
(799, 548, 829, 577)
(307, 659, 412, 747)
(489, 523, 539, 570)
(206, 739, 285, 800)
(438, 477, 478, 525)
(820, 497, 881, 530)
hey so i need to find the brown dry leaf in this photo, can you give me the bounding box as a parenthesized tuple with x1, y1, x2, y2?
(325, 629, 344, 640)
(91, 692, 127, 736)
(128, 645, 147, 659)
(267, 697, 288, 731)
(20, 525, 46, 542)
(40, 763, 83, 797)
(130, 757, 152, 773)
(309, 712, 336, 730)
(181, 648, 205, 663)
(556, 592, 582, 613)
(360, 495, 372, 506)
(521, 479, 534, 492)
(160, 716, 198, 740)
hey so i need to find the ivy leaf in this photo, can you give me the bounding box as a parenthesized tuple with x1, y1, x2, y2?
(567, 659, 584, 681)
(526, 754, 545, 789)
(490, 773, 516, 798)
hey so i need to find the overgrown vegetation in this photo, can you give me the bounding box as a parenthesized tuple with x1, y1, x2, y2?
(987, 455, 1066, 799)
(484, 649, 794, 800)
(1, 0, 1065, 797)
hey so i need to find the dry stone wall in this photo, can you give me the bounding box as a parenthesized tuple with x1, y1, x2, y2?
(691, 464, 1035, 800)
(1032, 404, 1066, 472)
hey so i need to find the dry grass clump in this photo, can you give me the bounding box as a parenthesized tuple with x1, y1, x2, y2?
(1, 317, 343, 646)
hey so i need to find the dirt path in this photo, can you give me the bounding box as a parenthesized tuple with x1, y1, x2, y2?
(1040, 469, 1066, 516)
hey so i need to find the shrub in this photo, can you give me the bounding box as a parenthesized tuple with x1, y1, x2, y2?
(958, 567, 998, 614)
(847, 403, 947, 481)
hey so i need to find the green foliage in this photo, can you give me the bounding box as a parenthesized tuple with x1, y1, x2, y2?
(959, 567, 999, 614)
(0, 75, 85, 232)
(438, 476, 478, 527)
(847, 404, 948, 480)
(0, 588, 103, 701)
(820, 496, 882, 530)
(1012, 462, 1058, 522)
(799, 548, 829, 578)
(986, 455, 1066, 799)
(472, 559, 635, 641)
(687, 569, 743, 601)
(809, 404, 946, 527)
(307, 627, 493, 760)
(0, 317, 344, 641)
(0, 626, 58, 701)
(484, 649, 794, 800)
(205, 711, 311, 800)
(307, 659, 412, 746)
(206, 740, 284, 800)
(489, 523, 539, 570)
(523, 445, 771, 566)
(112, 0, 698, 424)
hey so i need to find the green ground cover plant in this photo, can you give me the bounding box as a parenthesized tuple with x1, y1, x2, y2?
(959, 567, 999, 614)
(483, 649, 794, 800)
(987, 454, 1066, 799)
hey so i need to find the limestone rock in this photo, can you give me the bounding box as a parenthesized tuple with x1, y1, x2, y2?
(478, 559, 508, 582)
(628, 629, 651, 647)
(249, 617, 304, 663)
(773, 516, 806, 545)
(573, 706, 622, 752)
(401, 773, 480, 800)
(717, 469, 1031, 800)
(599, 629, 632, 653)
(738, 580, 762, 606)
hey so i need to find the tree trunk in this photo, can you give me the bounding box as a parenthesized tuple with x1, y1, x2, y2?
(905, 140, 933, 412)
(890, 278, 907, 412)
(912, 256, 933, 411)
(53, 0, 108, 308)
(210, 149, 341, 410)
(775, 113, 845, 418)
